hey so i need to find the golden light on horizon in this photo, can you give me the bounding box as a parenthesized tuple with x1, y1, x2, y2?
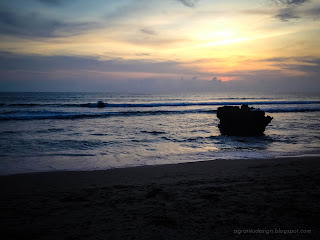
(0, 0, 319, 88)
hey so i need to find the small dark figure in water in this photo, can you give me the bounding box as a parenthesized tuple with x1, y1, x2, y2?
(217, 104, 273, 136)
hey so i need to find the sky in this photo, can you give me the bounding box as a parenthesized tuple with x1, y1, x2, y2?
(0, 0, 319, 92)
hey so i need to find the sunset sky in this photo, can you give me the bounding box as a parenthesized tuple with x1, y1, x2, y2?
(0, 0, 319, 92)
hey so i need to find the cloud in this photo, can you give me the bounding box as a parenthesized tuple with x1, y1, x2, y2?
(135, 52, 151, 56)
(0, 52, 201, 75)
(176, 0, 200, 8)
(267, 0, 318, 21)
(0, 10, 97, 38)
(124, 35, 191, 48)
(140, 28, 157, 35)
(258, 57, 320, 76)
(39, 54, 318, 80)
(0, 52, 225, 92)
(1, 52, 319, 93)
(241, 9, 274, 15)
(104, 1, 152, 22)
(274, 6, 320, 21)
(281, 59, 320, 76)
(37, 0, 63, 6)
(269, 0, 309, 6)
(242, 5, 319, 21)
(211, 76, 222, 83)
(245, 0, 317, 21)
(304, 7, 320, 19)
(275, 8, 300, 21)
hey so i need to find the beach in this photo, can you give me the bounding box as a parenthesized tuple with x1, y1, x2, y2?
(1, 0, 320, 238)
(1, 156, 319, 239)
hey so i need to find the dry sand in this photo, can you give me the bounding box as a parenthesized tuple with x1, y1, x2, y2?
(0, 156, 319, 239)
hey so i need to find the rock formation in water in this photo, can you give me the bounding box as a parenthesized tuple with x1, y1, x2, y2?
(97, 101, 105, 108)
(217, 104, 273, 136)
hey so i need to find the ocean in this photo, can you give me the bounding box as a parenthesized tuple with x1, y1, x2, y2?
(0, 92, 319, 175)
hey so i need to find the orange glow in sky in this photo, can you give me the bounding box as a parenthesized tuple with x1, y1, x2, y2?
(0, 0, 319, 91)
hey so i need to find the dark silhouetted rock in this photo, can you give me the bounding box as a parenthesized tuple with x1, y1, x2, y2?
(217, 104, 273, 136)
(97, 101, 105, 108)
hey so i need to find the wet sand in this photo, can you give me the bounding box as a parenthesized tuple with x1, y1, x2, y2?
(1, 156, 319, 239)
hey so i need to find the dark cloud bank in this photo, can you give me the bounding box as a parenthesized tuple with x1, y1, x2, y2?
(0, 53, 319, 93)
(275, 8, 301, 21)
(269, 0, 320, 22)
(0, 10, 97, 38)
(271, 0, 309, 5)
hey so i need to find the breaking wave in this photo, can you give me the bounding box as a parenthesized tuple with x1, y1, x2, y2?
(1, 107, 320, 121)
(1, 100, 320, 108)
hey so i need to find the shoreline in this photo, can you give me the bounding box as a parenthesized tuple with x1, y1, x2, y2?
(1, 156, 319, 239)
(2, 152, 320, 177)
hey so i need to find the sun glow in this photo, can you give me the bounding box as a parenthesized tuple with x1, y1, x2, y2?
(0, 0, 319, 88)
(198, 29, 236, 40)
(200, 37, 250, 47)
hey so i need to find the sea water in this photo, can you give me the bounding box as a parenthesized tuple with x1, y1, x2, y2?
(0, 92, 319, 175)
